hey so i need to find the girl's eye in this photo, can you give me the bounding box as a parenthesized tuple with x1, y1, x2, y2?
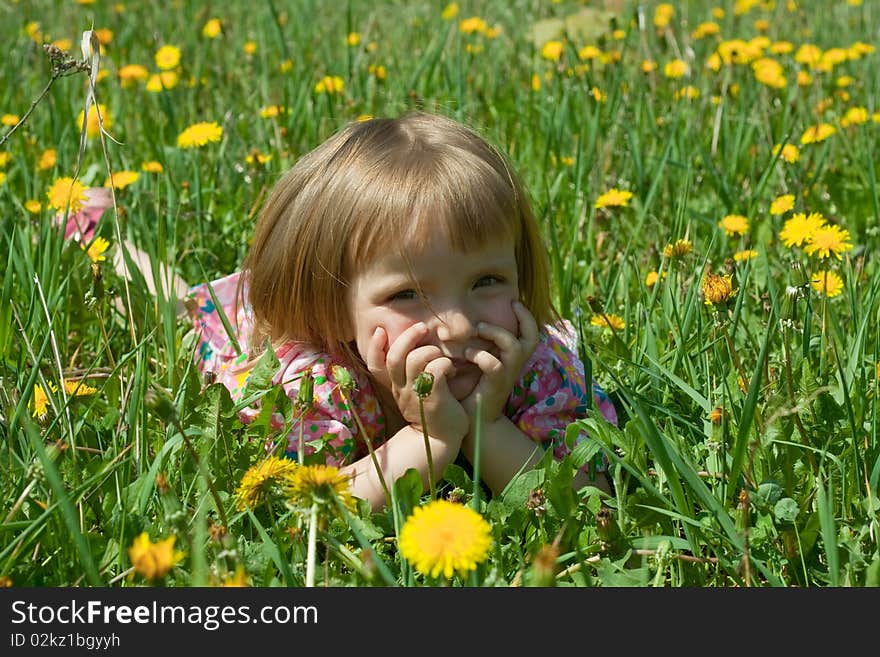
(389, 289, 418, 302)
(474, 275, 501, 289)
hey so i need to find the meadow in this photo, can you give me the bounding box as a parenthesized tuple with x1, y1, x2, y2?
(1, 0, 878, 587)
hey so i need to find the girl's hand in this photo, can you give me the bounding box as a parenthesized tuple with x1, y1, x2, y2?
(365, 323, 468, 442)
(461, 301, 539, 424)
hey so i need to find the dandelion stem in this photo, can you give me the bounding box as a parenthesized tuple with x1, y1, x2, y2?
(418, 397, 436, 500)
(338, 388, 391, 507)
(306, 502, 318, 588)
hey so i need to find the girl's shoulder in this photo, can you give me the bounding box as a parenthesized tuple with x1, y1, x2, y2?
(186, 271, 251, 360)
(531, 318, 582, 367)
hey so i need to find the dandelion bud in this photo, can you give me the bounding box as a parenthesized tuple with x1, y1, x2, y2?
(413, 371, 435, 399)
(709, 407, 724, 425)
(295, 368, 315, 412)
(331, 364, 356, 392)
(144, 386, 178, 423)
(526, 487, 546, 516)
(789, 261, 808, 287)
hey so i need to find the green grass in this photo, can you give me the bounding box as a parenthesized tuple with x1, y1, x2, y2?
(1, 0, 879, 587)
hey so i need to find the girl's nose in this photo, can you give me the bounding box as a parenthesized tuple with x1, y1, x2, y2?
(431, 307, 475, 343)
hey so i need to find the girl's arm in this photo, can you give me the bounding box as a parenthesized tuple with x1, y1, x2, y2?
(342, 425, 463, 511)
(459, 416, 610, 496)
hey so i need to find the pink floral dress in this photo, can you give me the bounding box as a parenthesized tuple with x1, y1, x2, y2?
(186, 272, 618, 469)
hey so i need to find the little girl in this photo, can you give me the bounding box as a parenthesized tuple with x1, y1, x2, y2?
(185, 111, 618, 510)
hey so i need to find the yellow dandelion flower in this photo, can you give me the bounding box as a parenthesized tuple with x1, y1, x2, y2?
(32, 382, 57, 418)
(347, 32, 360, 47)
(641, 59, 658, 73)
(245, 151, 272, 165)
(800, 123, 836, 145)
(674, 85, 700, 100)
(141, 161, 164, 173)
(733, 249, 758, 262)
(235, 456, 298, 510)
(259, 105, 286, 119)
(0, 172, 6, 185)
(64, 380, 98, 396)
(290, 464, 355, 511)
(243, 41, 257, 55)
(590, 313, 626, 330)
(202, 18, 222, 39)
(773, 143, 800, 163)
(653, 3, 675, 28)
(104, 170, 139, 190)
(770, 194, 795, 215)
(579, 45, 601, 60)
(398, 500, 493, 580)
(25, 199, 42, 213)
(531, 73, 541, 91)
(118, 64, 149, 87)
(314, 75, 345, 94)
(459, 16, 487, 34)
(155, 45, 181, 70)
(702, 272, 738, 306)
(442, 2, 459, 20)
(85, 236, 110, 263)
(128, 533, 185, 581)
(645, 270, 666, 287)
(753, 57, 786, 89)
(368, 64, 386, 80)
(780, 212, 827, 249)
(146, 71, 179, 92)
(46, 177, 88, 212)
(440, 2, 458, 21)
(664, 59, 688, 79)
(37, 148, 57, 171)
(1, 114, 20, 127)
(77, 103, 112, 139)
(841, 106, 869, 128)
(663, 238, 693, 259)
(177, 121, 223, 148)
(279, 58, 294, 73)
(595, 188, 633, 209)
(692, 22, 720, 40)
(771, 41, 794, 55)
(811, 270, 844, 298)
(719, 214, 750, 236)
(541, 40, 564, 61)
(803, 224, 853, 260)
(0, 152, 11, 168)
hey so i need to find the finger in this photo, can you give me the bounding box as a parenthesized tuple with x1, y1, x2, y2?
(385, 322, 428, 389)
(476, 322, 520, 363)
(464, 347, 504, 378)
(364, 326, 389, 377)
(513, 301, 540, 352)
(422, 358, 456, 398)
(404, 345, 446, 382)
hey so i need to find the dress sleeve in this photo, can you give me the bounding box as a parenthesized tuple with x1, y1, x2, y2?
(185, 271, 251, 375)
(506, 320, 617, 469)
(274, 355, 385, 468)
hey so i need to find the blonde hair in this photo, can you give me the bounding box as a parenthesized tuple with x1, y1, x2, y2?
(241, 111, 558, 372)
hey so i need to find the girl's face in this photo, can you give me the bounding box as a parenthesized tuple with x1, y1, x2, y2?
(347, 230, 520, 400)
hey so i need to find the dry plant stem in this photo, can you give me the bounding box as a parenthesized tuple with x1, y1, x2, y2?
(418, 398, 437, 500)
(0, 75, 61, 148)
(337, 388, 391, 506)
